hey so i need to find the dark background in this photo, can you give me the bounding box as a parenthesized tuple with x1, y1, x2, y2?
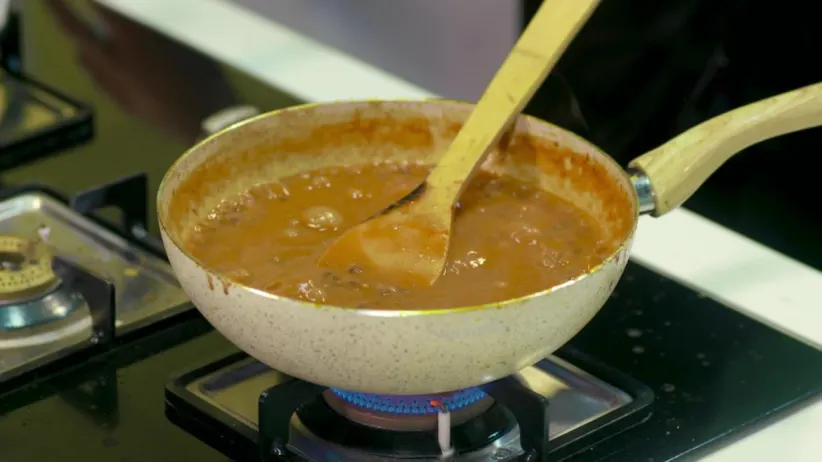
(525, 0, 822, 270)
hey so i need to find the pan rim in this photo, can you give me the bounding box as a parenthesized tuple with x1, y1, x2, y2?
(157, 98, 639, 317)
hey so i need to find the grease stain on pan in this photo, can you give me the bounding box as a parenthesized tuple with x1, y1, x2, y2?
(206, 272, 232, 295)
(219, 277, 231, 295)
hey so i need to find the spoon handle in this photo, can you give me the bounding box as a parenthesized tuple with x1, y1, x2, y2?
(629, 82, 822, 216)
(425, 0, 601, 203)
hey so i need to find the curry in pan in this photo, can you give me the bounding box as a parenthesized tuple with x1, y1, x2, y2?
(184, 160, 619, 310)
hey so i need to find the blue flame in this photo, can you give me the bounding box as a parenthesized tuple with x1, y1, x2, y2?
(330, 387, 487, 415)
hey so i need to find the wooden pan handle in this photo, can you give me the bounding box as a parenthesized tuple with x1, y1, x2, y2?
(628, 82, 822, 217)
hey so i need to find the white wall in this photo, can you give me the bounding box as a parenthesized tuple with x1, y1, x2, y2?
(231, 0, 520, 102)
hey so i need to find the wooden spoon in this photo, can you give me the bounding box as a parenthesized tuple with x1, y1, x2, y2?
(318, 0, 601, 289)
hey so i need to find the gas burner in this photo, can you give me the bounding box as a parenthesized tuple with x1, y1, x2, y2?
(166, 350, 656, 462)
(290, 390, 523, 461)
(0, 235, 85, 333)
(325, 388, 493, 431)
(0, 235, 59, 302)
(330, 387, 487, 414)
(0, 177, 189, 392)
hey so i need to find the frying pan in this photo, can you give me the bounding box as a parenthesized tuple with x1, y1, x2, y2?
(158, 83, 822, 395)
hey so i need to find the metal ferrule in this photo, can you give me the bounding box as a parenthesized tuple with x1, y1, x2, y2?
(629, 168, 656, 215)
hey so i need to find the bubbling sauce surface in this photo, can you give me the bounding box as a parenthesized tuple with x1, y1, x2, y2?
(185, 162, 614, 310)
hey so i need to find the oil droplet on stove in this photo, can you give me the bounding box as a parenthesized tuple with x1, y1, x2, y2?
(632, 345, 645, 354)
(626, 328, 643, 338)
(661, 383, 676, 393)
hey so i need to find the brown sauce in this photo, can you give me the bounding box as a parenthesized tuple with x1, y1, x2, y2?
(184, 162, 615, 310)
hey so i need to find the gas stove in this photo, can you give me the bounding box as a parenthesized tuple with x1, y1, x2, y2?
(0, 174, 189, 393)
(166, 347, 652, 461)
(1, 175, 822, 461)
(3, 3, 822, 460)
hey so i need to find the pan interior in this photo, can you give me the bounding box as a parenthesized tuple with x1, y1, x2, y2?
(159, 100, 637, 290)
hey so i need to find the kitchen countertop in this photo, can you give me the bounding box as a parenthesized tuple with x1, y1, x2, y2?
(14, 0, 822, 460)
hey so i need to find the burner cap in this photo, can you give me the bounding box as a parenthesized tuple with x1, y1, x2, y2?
(0, 235, 59, 304)
(330, 387, 487, 415)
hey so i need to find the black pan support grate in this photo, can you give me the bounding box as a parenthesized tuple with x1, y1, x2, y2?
(165, 346, 654, 461)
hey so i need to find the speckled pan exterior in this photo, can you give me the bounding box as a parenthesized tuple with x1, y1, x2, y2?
(157, 100, 638, 395)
